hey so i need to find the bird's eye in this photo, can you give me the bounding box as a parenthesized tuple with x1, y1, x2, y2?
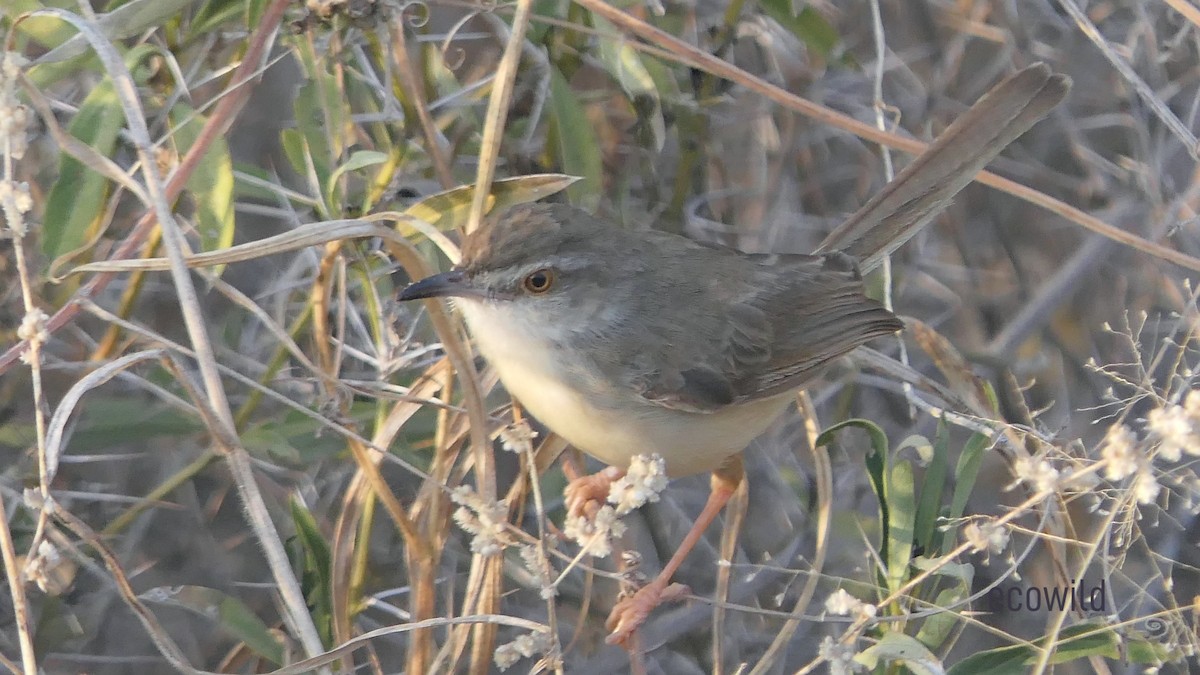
(522, 268, 555, 294)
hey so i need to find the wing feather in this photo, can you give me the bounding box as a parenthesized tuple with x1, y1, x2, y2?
(630, 250, 901, 412)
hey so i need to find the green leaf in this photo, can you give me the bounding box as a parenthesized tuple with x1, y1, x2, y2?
(1048, 624, 1120, 662)
(279, 128, 309, 180)
(593, 15, 665, 151)
(232, 161, 287, 202)
(855, 631, 942, 674)
(402, 174, 580, 233)
(288, 79, 336, 209)
(0, 421, 38, 447)
(915, 423, 949, 553)
(190, 0, 247, 35)
(42, 80, 123, 260)
(896, 433, 934, 464)
(947, 647, 1026, 675)
(639, 56, 683, 107)
(68, 398, 201, 450)
(289, 498, 333, 646)
(141, 585, 283, 665)
(886, 459, 916, 593)
(36, 0, 192, 64)
(241, 425, 301, 464)
(941, 431, 990, 551)
(818, 419, 890, 558)
(245, 0, 269, 25)
(168, 103, 235, 255)
(241, 408, 349, 466)
(981, 379, 1001, 414)
(946, 622, 1121, 675)
(949, 432, 989, 522)
(911, 556, 974, 585)
(9, 0, 78, 53)
(326, 150, 387, 213)
(816, 418, 889, 458)
(915, 587, 964, 650)
(1125, 631, 1175, 662)
(547, 67, 602, 209)
(759, 0, 840, 56)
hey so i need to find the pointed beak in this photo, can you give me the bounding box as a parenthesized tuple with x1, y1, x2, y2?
(398, 269, 485, 301)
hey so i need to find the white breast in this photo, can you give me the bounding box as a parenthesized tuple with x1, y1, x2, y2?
(456, 301, 791, 476)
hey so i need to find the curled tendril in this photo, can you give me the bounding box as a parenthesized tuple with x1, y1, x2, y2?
(438, 10, 483, 71)
(401, 1, 429, 28)
(1141, 617, 1168, 639)
(441, 46, 467, 71)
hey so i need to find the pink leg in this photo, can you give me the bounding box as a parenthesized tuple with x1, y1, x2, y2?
(605, 456, 744, 647)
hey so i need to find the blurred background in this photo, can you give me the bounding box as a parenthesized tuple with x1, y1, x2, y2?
(1, 0, 1199, 672)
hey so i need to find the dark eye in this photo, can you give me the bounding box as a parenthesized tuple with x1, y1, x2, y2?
(522, 268, 555, 294)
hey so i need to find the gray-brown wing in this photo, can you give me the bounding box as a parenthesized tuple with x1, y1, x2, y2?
(622, 259, 750, 413)
(727, 252, 903, 402)
(629, 251, 900, 412)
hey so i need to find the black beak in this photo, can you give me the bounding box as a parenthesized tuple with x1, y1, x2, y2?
(398, 269, 484, 301)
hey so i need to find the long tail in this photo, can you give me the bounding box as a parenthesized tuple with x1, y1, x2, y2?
(815, 63, 1071, 273)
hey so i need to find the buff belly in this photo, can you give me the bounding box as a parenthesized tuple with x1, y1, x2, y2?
(458, 302, 791, 476)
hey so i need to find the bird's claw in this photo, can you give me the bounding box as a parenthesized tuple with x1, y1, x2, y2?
(564, 466, 625, 518)
(604, 581, 690, 647)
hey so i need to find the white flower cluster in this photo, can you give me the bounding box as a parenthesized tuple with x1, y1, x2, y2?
(563, 505, 625, 558)
(824, 587, 876, 620)
(17, 308, 48, 344)
(0, 179, 30, 208)
(17, 307, 49, 364)
(25, 541, 75, 595)
(449, 486, 511, 556)
(962, 519, 1010, 555)
(1100, 424, 1138, 481)
(819, 635, 864, 675)
(0, 52, 29, 161)
(493, 630, 552, 671)
(1146, 391, 1200, 461)
(607, 453, 669, 515)
(562, 454, 669, 558)
(498, 420, 538, 454)
(1092, 390, 1200, 506)
(518, 544, 556, 600)
(0, 52, 31, 237)
(1012, 456, 1060, 494)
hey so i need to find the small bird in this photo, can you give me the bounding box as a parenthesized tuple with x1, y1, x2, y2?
(399, 63, 1069, 646)
(406, 203, 902, 473)
(401, 202, 901, 643)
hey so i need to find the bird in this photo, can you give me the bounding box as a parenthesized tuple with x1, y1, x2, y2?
(398, 63, 1070, 647)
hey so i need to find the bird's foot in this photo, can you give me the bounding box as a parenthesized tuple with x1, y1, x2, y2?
(605, 578, 690, 647)
(564, 466, 626, 518)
